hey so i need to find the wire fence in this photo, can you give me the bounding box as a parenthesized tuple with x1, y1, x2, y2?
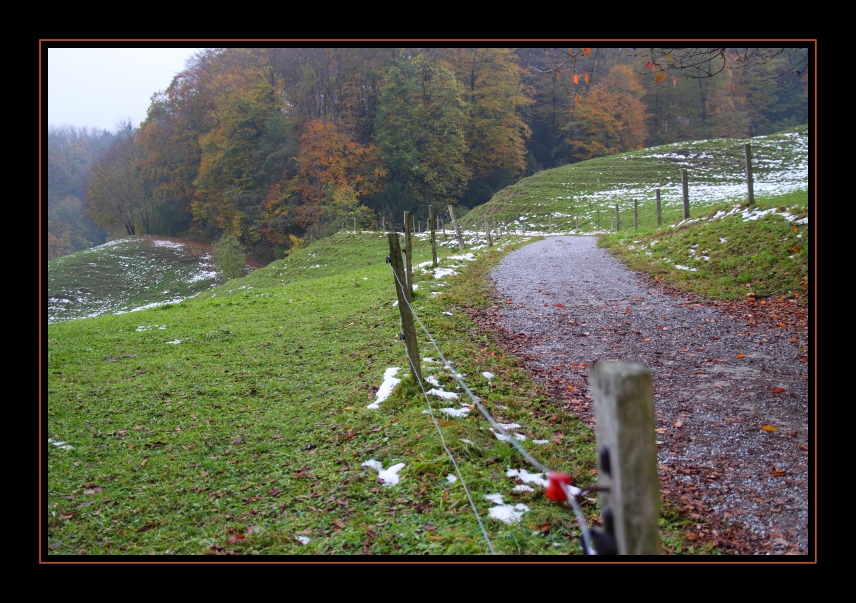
(387, 262, 597, 555)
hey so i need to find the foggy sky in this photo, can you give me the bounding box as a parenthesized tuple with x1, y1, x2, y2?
(47, 47, 201, 133)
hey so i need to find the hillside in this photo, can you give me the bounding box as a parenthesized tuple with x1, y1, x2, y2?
(45, 129, 810, 557)
(459, 126, 808, 236)
(48, 236, 255, 324)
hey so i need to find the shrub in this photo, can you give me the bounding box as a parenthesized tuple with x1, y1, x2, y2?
(212, 232, 246, 281)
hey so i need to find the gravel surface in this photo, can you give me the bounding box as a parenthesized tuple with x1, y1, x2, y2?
(482, 236, 809, 555)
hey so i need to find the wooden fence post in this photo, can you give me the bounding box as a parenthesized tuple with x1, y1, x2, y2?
(484, 215, 492, 246)
(656, 189, 661, 226)
(744, 143, 755, 207)
(448, 205, 466, 250)
(634, 199, 638, 231)
(429, 205, 437, 268)
(681, 169, 690, 219)
(615, 204, 620, 231)
(387, 234, 421, 383)
(589, 361, 661, 555)
(403, 211, 413, 297)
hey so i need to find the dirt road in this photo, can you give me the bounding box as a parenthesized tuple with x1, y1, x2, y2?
(478, 235, 810, 555)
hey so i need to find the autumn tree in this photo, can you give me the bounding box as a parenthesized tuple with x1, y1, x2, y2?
(85, 121, 152, 237)
(136, 51, 218, 239)
(47, 125, 114, 257)
(267, 118, 385, 241)
(432, 48, 531, 207)
(373, 52, 469, 222)
(565, 64, 648, 161)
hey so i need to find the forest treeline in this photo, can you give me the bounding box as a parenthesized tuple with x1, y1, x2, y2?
(47, 48, 808, 262)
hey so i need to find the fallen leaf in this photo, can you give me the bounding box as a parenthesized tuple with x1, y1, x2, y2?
(49, 541, 62, 550)
(771, 470, 788, 477)
(736, 353, 745, 358)
(673, 421, 682, 427)
(60, 512, 75, 520)
(762, 425, 778, 432)
(332, 520, 345, 528)
(269, 488, 283, 496)
(798, 445, 808, 451)
(231, 436, 243, 445)
(773, 388, 786, 393)
(685, 532, 698, 541)
(140, 459, 147, 467)
(655, 428, 667, 433)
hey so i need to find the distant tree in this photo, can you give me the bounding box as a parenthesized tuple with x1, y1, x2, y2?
(374, 52, 470, 218)
(85, 120, 151, 237)
(47, 125, 114, 256)
(565, 64, 648, 161)
(273, 118, 384, 239)
(211, 231, 246, 281)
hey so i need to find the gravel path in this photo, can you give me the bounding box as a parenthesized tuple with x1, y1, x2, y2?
(486, 236, 809, 555)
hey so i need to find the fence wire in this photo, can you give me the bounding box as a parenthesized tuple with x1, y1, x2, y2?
(387, 261, 597, 554)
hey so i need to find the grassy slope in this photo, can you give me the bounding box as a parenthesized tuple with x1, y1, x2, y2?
(460, 125, 807, 238)
(46, 127, 809, 556)
(47, 232, 605, 556)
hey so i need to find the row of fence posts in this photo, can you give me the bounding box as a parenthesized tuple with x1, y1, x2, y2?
(386, 206, 663, 554)
(381, 146, 756, 552)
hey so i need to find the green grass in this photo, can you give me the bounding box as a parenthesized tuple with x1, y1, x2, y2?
(45, 124, 810, 556)
(598, 191, 809, 305)
(47, 232, 612, 556)
(48, 236, 225, 323)
(459, 125, 807, 238)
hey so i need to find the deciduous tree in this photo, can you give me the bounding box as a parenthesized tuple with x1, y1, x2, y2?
(565, 64, 648, 161)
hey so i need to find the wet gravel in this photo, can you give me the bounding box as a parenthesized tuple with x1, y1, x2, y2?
(486, 236, 809, 555)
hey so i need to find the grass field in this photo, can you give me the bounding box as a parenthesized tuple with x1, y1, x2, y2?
(45, 126, 808, 556)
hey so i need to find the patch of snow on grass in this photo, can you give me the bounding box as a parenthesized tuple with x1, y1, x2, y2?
(361, 460, 405, 485)
(439, 407, 470, 417)
(506, 468, 549, 487)
(484, 493, 530, 524)
(367, 367, 401, 409)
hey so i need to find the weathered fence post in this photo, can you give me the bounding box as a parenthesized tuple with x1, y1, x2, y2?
(589, 361, 661, 555)
(634, 199, 638, 231)
(744, 143, 755, 207)
(387, 234, 421, 383)
(448, 205, 466, 251)
(681, 169, 690, 219)
(429, 205, 437, 268)
(484, 215, 492, 247)
(656, 189, 662, 226)
(615, 204, 620, 231)
(403, 211, 413, 296)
